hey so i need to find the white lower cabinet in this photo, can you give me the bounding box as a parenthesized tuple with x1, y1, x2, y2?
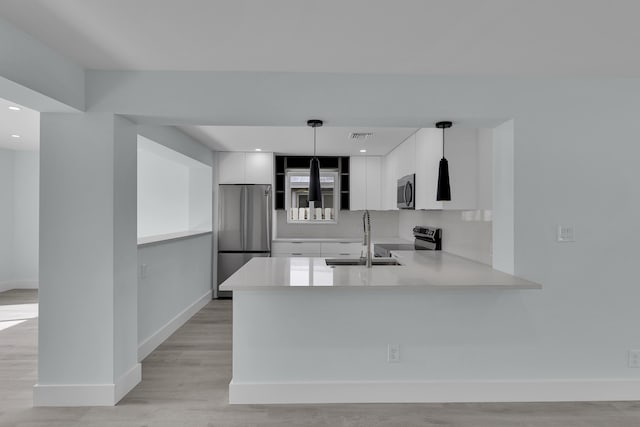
(271, 241, 362, 258)
(271, 241, 321, 257)
(320, 242, 362, 257)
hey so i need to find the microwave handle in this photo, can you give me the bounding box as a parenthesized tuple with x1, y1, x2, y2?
(404, 182, 413, 204)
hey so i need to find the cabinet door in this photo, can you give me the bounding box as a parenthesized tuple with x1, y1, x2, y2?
(397, 133, 416, 178)
(245, 152, 273, 184)
(414, 128, 443, 210)
(476, 128, 493, 210)
(365, 157, 382, 210)
(442, 128, 478, 210)
(218, 152, 245, 184)
(320, 242, 362, 257)
(349, 156, 367, 210)
(415, 128, 479, 210)
(382, 148, 400, 210)
(271, 241, 321, 255)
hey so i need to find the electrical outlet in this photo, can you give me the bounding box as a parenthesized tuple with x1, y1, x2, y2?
(387, 344, 400, 363)
(629, 350, 640, 368)
(557, 225, 575, 242)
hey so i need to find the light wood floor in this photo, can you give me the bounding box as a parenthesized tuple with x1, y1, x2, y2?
(1, 289, 640, 426)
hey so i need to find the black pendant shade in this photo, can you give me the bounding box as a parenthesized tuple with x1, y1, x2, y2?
(436, 121, 452, 201)
(308, 156, 322, 205)
(436, 157, 451, 201)
(307, 119, 323, 205)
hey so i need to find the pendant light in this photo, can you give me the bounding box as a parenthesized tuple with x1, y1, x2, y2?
(307, 119, 323, 206)
(436, 121, 452, 201)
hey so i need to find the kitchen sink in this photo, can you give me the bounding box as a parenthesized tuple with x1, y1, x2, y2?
(325, 258, 402, 267)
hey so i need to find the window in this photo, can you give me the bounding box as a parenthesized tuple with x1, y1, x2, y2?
(285, 169, 339, 223)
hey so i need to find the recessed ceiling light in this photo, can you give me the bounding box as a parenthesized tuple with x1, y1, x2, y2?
(359, 149, 367, 153)
(255, 148, 262, 151)
(11, 134, 20, 138)
(8, 106, 21, 111)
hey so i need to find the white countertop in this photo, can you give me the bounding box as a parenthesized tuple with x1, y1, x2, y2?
(219, 250, 542, 290)
(137, 230, 212, 246)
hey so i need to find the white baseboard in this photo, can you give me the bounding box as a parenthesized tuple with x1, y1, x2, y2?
(138, 290, 212, 361)
(0, 280, 38, 292)
(33, 363, 141, 407)
(229, 379, 640, 404)
(115, 363, 142, 403)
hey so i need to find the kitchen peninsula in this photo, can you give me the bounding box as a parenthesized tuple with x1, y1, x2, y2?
(220, 251, 541, 404)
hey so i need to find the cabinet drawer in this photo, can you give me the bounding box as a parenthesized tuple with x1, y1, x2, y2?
(320, 242, 362, 256)
(272, 241, 322, 254)
(323, 253, 361, 259)
(272, 252, 321, 258)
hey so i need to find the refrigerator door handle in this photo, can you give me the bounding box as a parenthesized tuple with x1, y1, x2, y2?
(240, 185, 246, 251)
(265, 186, 271, 252)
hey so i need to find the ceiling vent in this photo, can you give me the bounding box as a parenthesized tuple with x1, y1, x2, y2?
(349, 132, 373, 141)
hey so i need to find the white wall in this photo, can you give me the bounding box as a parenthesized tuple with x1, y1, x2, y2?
(135, 125, 214, 359)
(276, 210, 399, 239)
(0, 149, 14, 285)
(137, 135, 213, 238)
(13, 151, 39, 283)
(0, 16, 84, 111)
(189, 166, 213, 230)
(0, 148, 39, 290)
(138, 234, 212, 352)
(492, 120, 514, 274)
(137, 148, 190, 237)
(37, 113, 139, 406)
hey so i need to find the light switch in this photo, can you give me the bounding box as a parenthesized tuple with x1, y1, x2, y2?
(557, 225, 575, 242)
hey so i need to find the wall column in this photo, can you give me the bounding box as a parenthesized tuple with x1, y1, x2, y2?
(35, 113, 139, 406)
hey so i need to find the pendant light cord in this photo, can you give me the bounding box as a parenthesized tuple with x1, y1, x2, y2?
(313, 127, 317, 157)
(442, 128, 445, 158)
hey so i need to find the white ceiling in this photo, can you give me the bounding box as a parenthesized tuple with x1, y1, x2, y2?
(1, 0, 640, 76)
(179, 126, 417, 156)
(0, 98, 39, 151)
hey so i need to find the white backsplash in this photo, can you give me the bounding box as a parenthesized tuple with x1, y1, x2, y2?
(398, 210, 492, 265)
(276, 210, 399, 239)
(276, 209, 492, 265)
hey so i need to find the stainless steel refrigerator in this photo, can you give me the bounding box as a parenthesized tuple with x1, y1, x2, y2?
(217, 184, 271, 297)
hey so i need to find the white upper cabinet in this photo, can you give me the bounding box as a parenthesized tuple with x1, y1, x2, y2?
(381, 146, 400, 210)
(218, 152, 245, 184)
(245, 152, 274, 184)
(414, 127, 478, 210)
(476, 128, 493, 210)
(218, 152, 273, 184)
(443, 128, 478, 210)
(414, 128, 442, 210)
(396, 132, 416, 179)
(350, 156, 382, 210)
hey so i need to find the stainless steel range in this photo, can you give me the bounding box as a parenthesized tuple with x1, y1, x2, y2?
(374, 226, 442, 258)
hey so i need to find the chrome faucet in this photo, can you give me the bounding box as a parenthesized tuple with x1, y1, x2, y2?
(362, 210, 372, 268)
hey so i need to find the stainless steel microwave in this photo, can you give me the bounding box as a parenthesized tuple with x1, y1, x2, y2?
(397, 174, 415, 209)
